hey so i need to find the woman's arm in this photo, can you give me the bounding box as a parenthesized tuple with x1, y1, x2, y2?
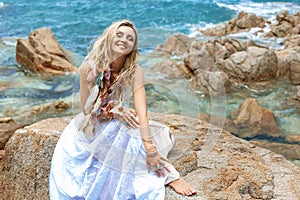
(132, 66, 147, 126)
(79, 61, 91, 115)
(133, 66, 155, 151)
(133, 66, 168, 177)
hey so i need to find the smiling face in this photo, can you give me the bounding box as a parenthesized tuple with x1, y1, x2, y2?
(111, 25, 136, 60)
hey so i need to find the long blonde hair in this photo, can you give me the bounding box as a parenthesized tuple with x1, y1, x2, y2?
(86, 19, 139, 75)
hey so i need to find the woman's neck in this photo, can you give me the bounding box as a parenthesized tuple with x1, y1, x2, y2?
(110, 55, 126, 74)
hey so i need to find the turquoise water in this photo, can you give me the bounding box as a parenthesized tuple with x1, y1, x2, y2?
(0, 0, 300, 137)
(1, 0, 300, 54)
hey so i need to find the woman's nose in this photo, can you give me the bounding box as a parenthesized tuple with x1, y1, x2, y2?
(120, 35, 126, 42)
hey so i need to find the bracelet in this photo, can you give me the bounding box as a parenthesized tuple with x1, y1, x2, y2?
(142, 138, 153, 143)
(146, 150, 157, 157)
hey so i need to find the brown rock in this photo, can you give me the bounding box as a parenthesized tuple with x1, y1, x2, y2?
(151, 60, 192, 79)
(251, 140, 300, 160)
(16, 27, 78, 76)
(191, 70, 231, 96)
(1, 114, 300, 200)
(266, 10, 300, 38)
(275, 49, 293, 78)
(271, 23, 294, 37)
(0, 117, 26, 149)
(282, 35, 300, 49)
(219, 46, 278, 82)
(198, 112, 300, 161)
(154, 33, 196, 56)
(290, 57, 300, 84)
(236, 11, 265, 29)
(0, 150, 4, 160)
(230, 98, 281, 138)
(0, 150, 4, 198)
(198, 113, 228, 130)
(12, 100, 71, 125)
(286, 135, 300, 144)
(184, 41, 220, 73)
(200, 11, 266, 37)
(286, 85, 300, 106)
(275, 47, 300, 84)
(0, 117, 71, 200)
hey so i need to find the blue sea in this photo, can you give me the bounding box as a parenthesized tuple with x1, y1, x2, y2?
(0, 0, 300, 137)
(1, 0, 300, 54)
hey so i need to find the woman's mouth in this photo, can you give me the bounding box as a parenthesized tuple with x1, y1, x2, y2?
(117, 43, 127, 49)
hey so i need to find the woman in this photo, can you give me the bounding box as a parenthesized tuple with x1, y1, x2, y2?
(49, 19, 196, 199)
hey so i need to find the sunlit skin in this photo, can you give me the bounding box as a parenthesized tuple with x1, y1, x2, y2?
(112, 26, 136, 58)
(110, 26, 136, 74)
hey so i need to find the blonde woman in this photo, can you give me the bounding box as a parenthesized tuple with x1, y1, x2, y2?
(49, 19, 196, 199)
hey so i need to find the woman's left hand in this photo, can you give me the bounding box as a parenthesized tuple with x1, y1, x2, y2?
(146, 152, 170, 177)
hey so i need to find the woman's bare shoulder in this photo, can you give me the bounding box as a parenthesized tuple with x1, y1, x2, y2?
(134, 65, 144, 76)
(79, 59, 92, 75)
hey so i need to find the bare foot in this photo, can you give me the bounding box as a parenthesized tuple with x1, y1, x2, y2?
(168, 176, 197, 196)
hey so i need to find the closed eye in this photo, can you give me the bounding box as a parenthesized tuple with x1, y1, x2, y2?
(116, 31, 123, 38)
(127, 35, 134, 42)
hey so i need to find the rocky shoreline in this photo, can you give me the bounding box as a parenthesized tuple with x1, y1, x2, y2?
(0, 10, 300, 199)
(151, 10, 300, 164)
(0, 113, 299, 199)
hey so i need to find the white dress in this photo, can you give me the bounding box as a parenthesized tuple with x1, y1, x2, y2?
(49, 113, 179, 200)
(49, 61, 179, 200)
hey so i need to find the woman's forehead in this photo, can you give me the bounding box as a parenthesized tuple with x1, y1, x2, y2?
(117, 26, 135, 35)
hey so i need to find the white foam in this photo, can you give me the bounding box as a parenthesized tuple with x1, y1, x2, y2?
(188, 22, 221, 38)
(188, 1, 300, 49)
(2, 38, 17, 46)
(216, 1, 300, 22)
(0, 2, 6, 8)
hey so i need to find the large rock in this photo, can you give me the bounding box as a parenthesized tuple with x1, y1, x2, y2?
(191, 70, 231, 96)
(0, 117, 71, 200)
(289, 52, 300, 85)
(12, 100, 71, 125)
(181, 38, 277, 94)
(154, 33, 197, 57)
(265, 10, 300, 38)
(275, 49, 294, 78)
(1, 114, 300, 200)
(228, 98, 281, 138)
(218, 46, 278, 82)
(180, 38, 250, 75)
(151, 60, 192, 79)
(16, 27, 78, 76)
(154, 33, 281, 94)
(275, 48, 300, 84)
(200, 11, 266, 37)
(281, 35, 300, 50)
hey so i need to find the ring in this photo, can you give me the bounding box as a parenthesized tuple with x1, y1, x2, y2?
(157, 165, 162, 170)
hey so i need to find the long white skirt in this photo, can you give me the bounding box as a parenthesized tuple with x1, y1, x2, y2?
(49, 113, 179, 200)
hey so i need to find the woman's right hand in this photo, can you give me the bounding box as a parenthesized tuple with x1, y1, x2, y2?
(114, 107, 139, 129)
